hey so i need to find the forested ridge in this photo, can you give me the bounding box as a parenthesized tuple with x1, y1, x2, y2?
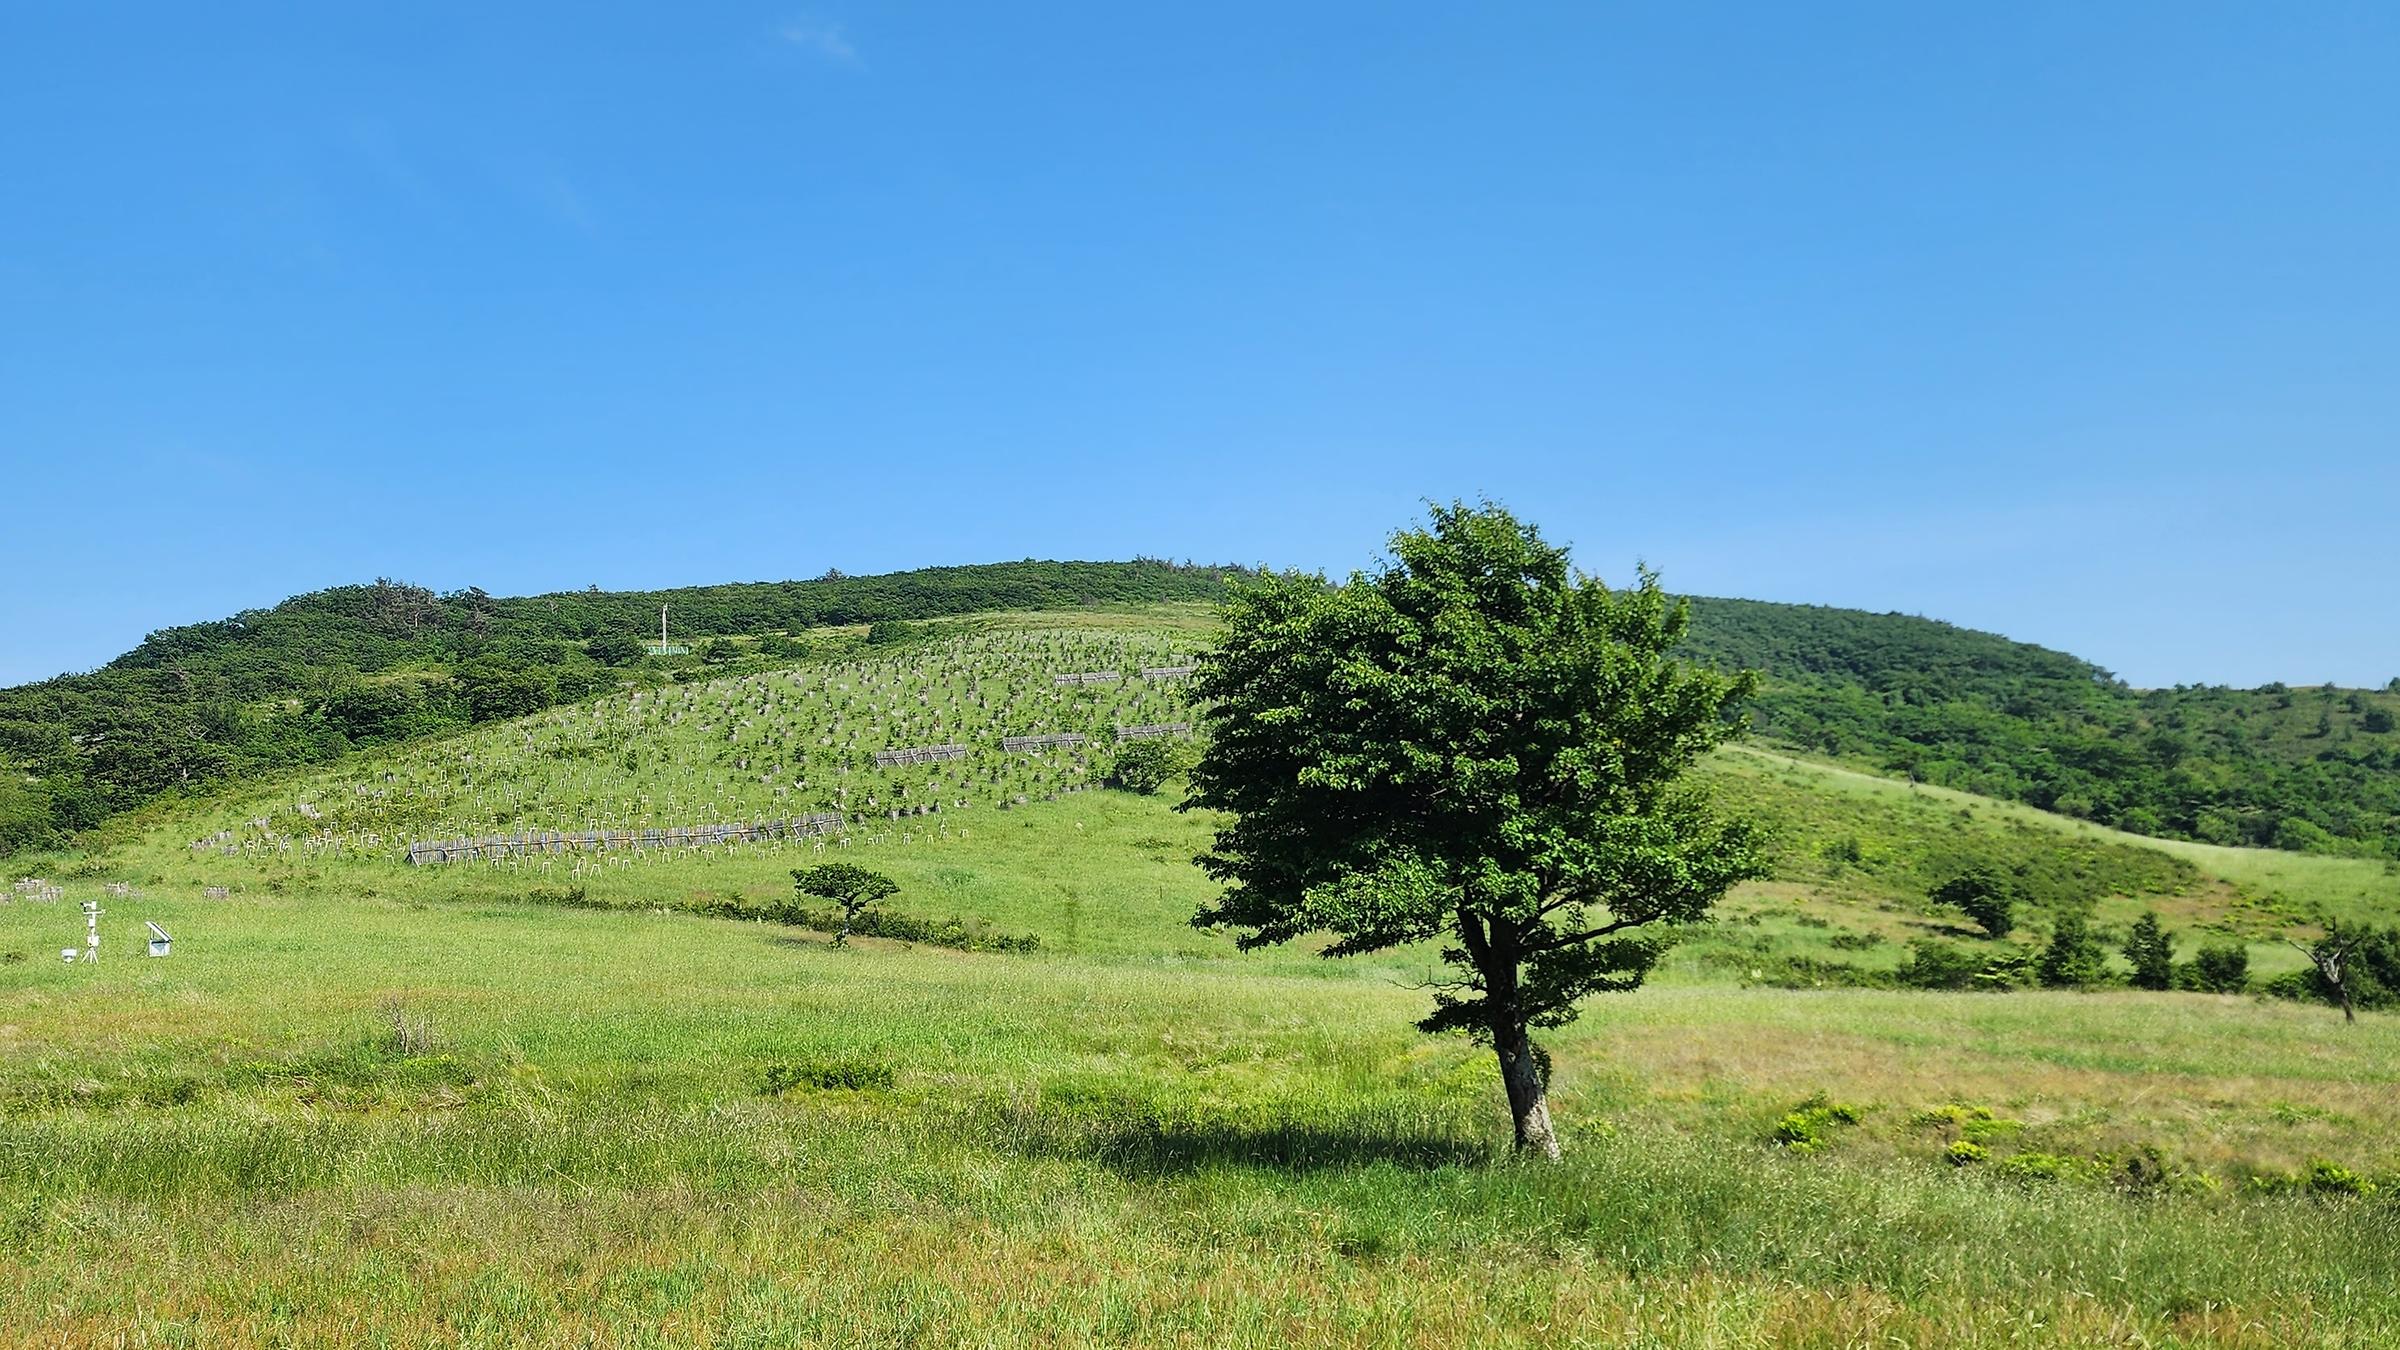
(1, 567, 2393, 859)
(1683, 598, 2400, 858)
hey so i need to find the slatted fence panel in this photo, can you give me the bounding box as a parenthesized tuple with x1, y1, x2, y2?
(872, 743, 972, 768)
(1001, 732, 1087, 752)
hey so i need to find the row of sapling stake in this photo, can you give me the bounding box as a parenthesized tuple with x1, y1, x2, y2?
(1181, 501, 1762, 1160)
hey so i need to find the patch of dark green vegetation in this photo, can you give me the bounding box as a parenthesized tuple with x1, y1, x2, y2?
(521, 883, 1042, 954)
(759, 1057, 898, 1094)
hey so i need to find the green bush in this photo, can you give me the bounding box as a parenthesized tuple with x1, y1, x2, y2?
(1911, 1103, 1995, 1130)
(1897, 940, 2027, 991)
(2302, 1160, 2376, 1197)
(2184, 943, 2251, 993)
(1106, 738, 1180, 795)
(1930, 867, 2019, 938)
(2122, 911, 2175, 991)
(2037, 910, 2109, 988)
(1769, 1093, 1868, 1152)
(2107, 1143, 2214, 1197)
(1711, 951, 1891, 989)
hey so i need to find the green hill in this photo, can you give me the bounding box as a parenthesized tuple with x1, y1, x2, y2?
(4, 570, 2395, 863)
(72, 609, 2400, 974)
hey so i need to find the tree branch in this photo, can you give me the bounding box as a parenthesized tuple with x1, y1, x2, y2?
(1527, 916, 1640, 951)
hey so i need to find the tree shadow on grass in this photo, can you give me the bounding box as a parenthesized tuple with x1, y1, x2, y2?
(1899, 917, 1989, 941)
(1000, 1112, 1498, 1177)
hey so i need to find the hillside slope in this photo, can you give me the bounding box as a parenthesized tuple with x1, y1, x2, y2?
(0, 561, 1236, 852)
(5, 572, 2394, 863)
(86, 610, 2396, 979)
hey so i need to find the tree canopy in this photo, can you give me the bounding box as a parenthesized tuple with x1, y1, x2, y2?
(1185, 503, 1761, 1156)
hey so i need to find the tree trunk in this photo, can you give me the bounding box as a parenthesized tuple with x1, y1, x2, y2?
(1496, 1027, 1559, 1160)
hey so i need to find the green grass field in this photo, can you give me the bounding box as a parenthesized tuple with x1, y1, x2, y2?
(4, 613, 2396, 1346)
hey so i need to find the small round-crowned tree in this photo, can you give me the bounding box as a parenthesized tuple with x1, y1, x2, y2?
(794, 864, 899, 948)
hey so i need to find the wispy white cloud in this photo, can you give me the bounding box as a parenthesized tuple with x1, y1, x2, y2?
(533, 171, 596, 234)
(780, 18, 857, 63)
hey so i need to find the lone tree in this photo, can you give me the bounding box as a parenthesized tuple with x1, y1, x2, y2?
(1930, 867, 2018, 939)
(1184, 502, 1761, 1158)
(795, 864, 898, 948)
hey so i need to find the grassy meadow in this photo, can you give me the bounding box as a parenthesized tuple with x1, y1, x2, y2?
(3, 614, 2397, 1346)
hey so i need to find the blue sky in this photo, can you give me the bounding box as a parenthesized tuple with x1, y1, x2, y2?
(3, 3, 2395, 689)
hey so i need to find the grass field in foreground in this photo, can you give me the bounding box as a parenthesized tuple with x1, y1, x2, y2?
(3, 785, 2399, 1346)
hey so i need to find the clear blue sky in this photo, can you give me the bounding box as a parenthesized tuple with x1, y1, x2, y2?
(4, 3, 2395, 689)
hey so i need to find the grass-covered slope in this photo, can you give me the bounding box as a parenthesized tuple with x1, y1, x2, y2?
(7, 570, 2395, 863)
(4, 610, 2399, 1342)
(0, 561, 1239, 853)
(77, 611, 2400, 968)
(1684, 596, 2400, 857)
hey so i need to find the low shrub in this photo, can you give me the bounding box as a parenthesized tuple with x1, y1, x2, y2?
(2107, 1144, 2215, 1197)
(1897, 940, 2028, 991)
(1911, 1102, 1995, 1130)
(2183, 943, 2251, 993)
(2247, 1160, 2380, 1199)
(1770, 1093, 1868, 1152)
(1106, 739, 1181, 795)
(1716, 952, 1892, 989)
(1992, 1151, 2092, 1184)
